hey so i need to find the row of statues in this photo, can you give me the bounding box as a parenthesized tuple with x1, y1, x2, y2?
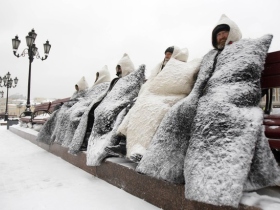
(34, 14, 280, 208)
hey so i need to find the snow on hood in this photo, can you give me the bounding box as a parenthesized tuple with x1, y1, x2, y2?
(212, 14, 242, 49)
(76, 76, 89, 91)
(93, 65, 111, 86)
(172, 46, 189, 62)
(117, 53, 135, 77)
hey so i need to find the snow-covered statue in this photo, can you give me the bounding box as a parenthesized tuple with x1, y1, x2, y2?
(68, 53, 138, 154)
(84, 54, 145, 166)
(111, 46, 201, 162)
(137, 14, 280, 208)
(66, 66, 115, 153)
(59, 66, 111, 148)
(37, 76, 89, 144)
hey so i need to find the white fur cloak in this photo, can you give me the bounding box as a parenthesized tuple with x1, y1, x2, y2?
(117, 47, 201, 158)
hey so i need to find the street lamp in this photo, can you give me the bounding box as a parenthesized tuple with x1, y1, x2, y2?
(12, 29, 51, 117)
(0, 72, 18, 121)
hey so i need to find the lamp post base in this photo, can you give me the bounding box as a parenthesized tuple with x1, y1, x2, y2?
(20, 111, 32, 118)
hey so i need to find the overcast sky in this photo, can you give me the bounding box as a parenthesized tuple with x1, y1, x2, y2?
(0, 0, 279, 100)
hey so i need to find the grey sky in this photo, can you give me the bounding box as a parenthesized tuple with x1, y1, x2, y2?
(0, 0, 279, 100)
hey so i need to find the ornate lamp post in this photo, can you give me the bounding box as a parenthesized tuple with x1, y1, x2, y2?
(0, 72, 18, 121)
(12, 29, 51, 117)
(0, 90, 3, 98)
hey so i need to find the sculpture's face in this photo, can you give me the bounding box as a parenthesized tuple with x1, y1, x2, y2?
(164, 52, 172, 61)
(217, 30, 229, 49)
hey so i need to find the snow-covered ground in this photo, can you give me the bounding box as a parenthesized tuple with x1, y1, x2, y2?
(0, 126, 160, 210)
(1, 125, 280, 210)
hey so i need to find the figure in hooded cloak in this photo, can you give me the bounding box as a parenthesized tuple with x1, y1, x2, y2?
(59, 66, 111, 148)
(108, 46, 201, 162)
(137, 14, 280, 208)
(37, 76, 89, 144)
(104, 47, 177, 158)
(84, 54, 146, 166)
(72, 53, 136, 153)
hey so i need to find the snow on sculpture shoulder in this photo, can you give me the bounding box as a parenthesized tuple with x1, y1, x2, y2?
(139, 46, 189, 96)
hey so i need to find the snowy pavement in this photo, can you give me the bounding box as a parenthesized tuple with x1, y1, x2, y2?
(0, 126, 160, 210)
(2, 125, 280, 210)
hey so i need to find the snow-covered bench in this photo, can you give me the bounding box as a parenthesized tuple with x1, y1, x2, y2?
(262, 51, 280, 152)
(31, 101, 51, 120)
(19, 102, 51, 127)
(48, 97, 71, 113)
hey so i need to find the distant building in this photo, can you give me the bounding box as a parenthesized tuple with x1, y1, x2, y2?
(0, 94, 50, 118)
